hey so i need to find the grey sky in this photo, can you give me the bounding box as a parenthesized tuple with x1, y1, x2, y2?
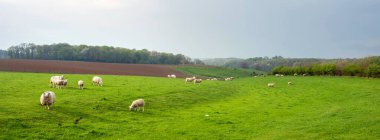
(0, 0, 379, 58)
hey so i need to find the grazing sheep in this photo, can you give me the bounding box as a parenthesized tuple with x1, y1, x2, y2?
(211, 78, 218, 81)
(52, 79, 67, 89)
(50, 75, 64, 88)
(280, 74, 284, 77)
(225, 77, 232, 81)
(288, 81, 293, 85)
(78, 80, 84, 90)
(185, 76, 196, 83)
(167, 74, 176, 78)
(267, 83, 275, 87)
(275, 74, 280, 77)
(193, 79, 202, 85)
(129, 99, 145, 112)
(62, 79, 68, 88)
(294, 73, 298, 76)
(40, 91, 56, 110)
(303, 73, 308, 76)
(92, 76, 103, 86)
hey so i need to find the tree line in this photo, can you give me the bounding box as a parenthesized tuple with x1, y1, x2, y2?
(6, 43, 204, 65)
(203, 56, 332, 72)
(0, 49, 9, 59)
(272, 56, 380, 78)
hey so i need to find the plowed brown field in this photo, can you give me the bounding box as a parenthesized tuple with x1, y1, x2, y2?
(0, 59, 187, 77)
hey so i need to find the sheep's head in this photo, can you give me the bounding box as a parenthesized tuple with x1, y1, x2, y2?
(44, 92, 50, 100)
(129, 105, 135, 110)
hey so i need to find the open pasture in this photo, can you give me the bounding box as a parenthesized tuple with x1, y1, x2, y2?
(0, 72, 379, 139)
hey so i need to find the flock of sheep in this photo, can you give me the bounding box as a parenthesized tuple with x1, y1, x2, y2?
(168, 74, 235, 85)
(266, 73, 297, 87)
(40, 73, 296, 111)
(40, 75, 144, 112)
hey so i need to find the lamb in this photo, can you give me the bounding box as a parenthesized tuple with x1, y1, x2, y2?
(185, 76, 196, 83)
(129, 99, 145, 112)
(50, 75, 64, 88)
(267, 83, 275, 87)
(78, 80, 84, 90)
(288, 81, 293, 85)
(40, 91, 56, 110)
(92, 76, 103, 86)
(193, 79, 202, 85)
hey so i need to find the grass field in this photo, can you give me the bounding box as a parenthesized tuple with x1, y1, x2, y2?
(0, 71, 379, 139)
(176, 65, 264, 78)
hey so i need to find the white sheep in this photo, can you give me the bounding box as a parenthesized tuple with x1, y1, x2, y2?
(40, 91, 56, 110)
(294, 73, 298, 76)
(288, 81, 293, 85)
(62, 79, 68, 88)
(50, 75, 64, 88)
(275, 74, 280, 77)
(225, 77, 232, 81)
(267, 83, 275, 87)
(52, 79, 67, 89)
(78, 80, 84, 90)
(129, 99, 145, 112)
(167, 74, 176, 78)
(92, 76, 103, 86)
(211, 78, 218, 81)
(194, 79, 202, 85)
(185, 76, 196, 83)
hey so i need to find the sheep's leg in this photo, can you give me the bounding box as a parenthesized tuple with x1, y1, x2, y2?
(142, 107, 144, 112)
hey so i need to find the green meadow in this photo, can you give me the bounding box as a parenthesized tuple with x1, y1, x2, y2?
(176, 65, 263, 78)
(0, 71, 379, 139)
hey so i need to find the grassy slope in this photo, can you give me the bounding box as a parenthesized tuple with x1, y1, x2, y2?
(0, 72, 379, 139)
(176, 65, 263, 78)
